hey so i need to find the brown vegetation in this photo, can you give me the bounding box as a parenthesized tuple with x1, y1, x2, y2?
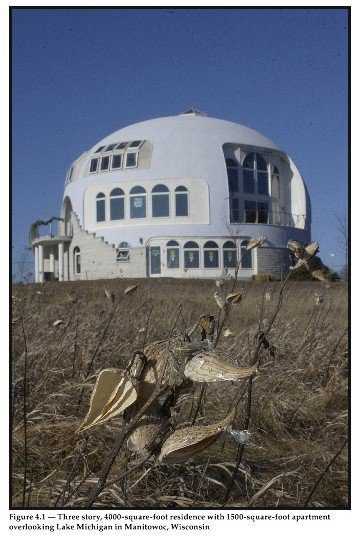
(11, 278, 348, 508)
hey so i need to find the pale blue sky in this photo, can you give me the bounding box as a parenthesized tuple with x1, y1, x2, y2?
(12, 8, 348, 276)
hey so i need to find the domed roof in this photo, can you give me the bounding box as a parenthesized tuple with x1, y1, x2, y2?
(89, 111, 280, 154)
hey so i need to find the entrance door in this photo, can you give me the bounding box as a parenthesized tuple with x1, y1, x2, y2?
(150, 246, 161, 275)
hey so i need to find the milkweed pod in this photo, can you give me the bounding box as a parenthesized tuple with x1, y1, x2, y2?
(77, 369, 137, 433)
(184, 352, 256, 383)
(287, 240, 304, 255)
(225, 292, 243, 305)
(214, 291, 225, 309)
(53, 320, 64, 327)
(127, 417, 165, 454)
(159, 412, 234, 464)
(304, 241, 319, 258)
(124, 284, 138, 295)
(246, 237, 266, 251)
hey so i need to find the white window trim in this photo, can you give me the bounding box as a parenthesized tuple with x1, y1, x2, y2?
(100, 155, 111, 172)
(125, 151, 139, 169)
(111, 153, 123, 171)
(89, 157, 99, 174)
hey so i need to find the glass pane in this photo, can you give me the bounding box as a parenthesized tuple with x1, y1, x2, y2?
(223, 249, 237, 268)
(230, 198, 241, 222)
(130, 196, 146, 218)
(243, 153, 254, 169)
(110, 187, 123, 196)
(204, 250, 219, 268)
(110, 197, 124, 220)
(116, 142, 127, 149)
(100, 156, 110, 170)
(105, 143, 116, 151)
(184, 250, 199, 269)
(241, 248, 252, 268)
(176, 193, 188, 216)
(150, 247, 161, 274)
(227, 168, 239, 192)
(130, 140, 142, 148)
(258, 202, 269, 223)
(76, 254, 81, 274)
(96, 146, 105, 153)
(90, 158, 98, 172)
(258, 172, 268, 195)
(126, 152, 137, 167)
(256, 154, 267, 170)
(245, 200, 257, 223)
(243, 169, 255, 193)
(96, 199, 105, 222)
(152, 184, 169, 193)
(152, 194, 169, 217)
(112, 154, 122, 169)
(167, 248, 179, 268)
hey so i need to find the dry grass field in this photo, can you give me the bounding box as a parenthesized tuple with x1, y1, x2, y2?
(11, 277, 349, 508)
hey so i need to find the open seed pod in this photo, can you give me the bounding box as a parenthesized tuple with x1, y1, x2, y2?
(127, 416, 167, 455)
(304, 241, 319, 258)
(184, 352, 256, 383)
(159, 412, 234, 464)
(225, 292, 243, 305)
(77, 369, 137, 433)
(305, 255, 330, 283)
(287, 240, 305, 257)
(246, 237, 266, 251)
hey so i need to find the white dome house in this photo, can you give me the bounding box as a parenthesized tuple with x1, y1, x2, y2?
(31, 110, 311, 282)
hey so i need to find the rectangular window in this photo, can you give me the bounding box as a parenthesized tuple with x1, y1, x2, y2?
(130, 196, 146, 218)
(227, 169, 239, 192)
(110, 198, 124, 220)
(204, 250, 219, 268)
(125, 152, 137, 168)
(111, 154, 122, 169)
(100, 156, 110, 171)
(241, 241, 252, 269)
(96, 200, 105, 222)
(243, 169, 255, 193)
(258, 172, 268, 195)
(258, 202, 269, 223)
(75, 255, 81, 274)
(230, 198, 241, 222)
(152, 194, 169, 217)
(223, 249, 237, 268)
(184, 250, 199, 269)
(167, 248, 179, 268)
(90, 158, 99, 173)
(175, 193, 188, 216)
(245, 200, 257, 223)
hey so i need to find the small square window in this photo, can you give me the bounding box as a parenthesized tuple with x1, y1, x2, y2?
(112, 154, 122, 169)
(126, 152, 137, 168)
(90, 158, 99, 173)
(100, 156, 110, 171)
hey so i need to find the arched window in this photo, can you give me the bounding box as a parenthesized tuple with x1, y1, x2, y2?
(243, 153, 269, 195)
(116, 241, 129, 262)
(204, 241, 219, 268)
(240, 240, 252, 269)
(152, 184, 170, 217)
(110, 188, 125, 220)
(130, 186, 146, 218)
(96, 192, 106, 222)
(166, 240, 179, 269)
(73, 247, 81, 274)
(223, 241, 237, 268)
(184, 241, 199, 269)
(175, 186, 189, 216)
(226, 158, 239, 193)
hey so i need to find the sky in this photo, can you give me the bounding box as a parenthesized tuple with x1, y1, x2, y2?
(11, 7, 349, 277)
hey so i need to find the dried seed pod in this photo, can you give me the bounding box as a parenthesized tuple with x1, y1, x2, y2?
(227, 429, 251, 446)
(52, 320, 64, 327)
(104, 288, 115, 303)
(214, 291, 225, 309)
(223, 328, 234, 337)
(184, 352, 256, 383)
(246, 237, 266, 251)
(215, 279, 224, 288)
(304, 241, 319, 258)
(225, 292, 243, 305)
(287, 240, 304, 254)
(77, 369, 137, 433)
(159, 413, 234, 463)
(127, 417, 166, 454)
(124, 284, 138, 295)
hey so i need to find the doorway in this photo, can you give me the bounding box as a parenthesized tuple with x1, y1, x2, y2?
(149, 246, 161, 276)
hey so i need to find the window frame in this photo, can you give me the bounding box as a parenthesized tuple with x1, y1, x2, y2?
(152, 184, 170, 218)
(96, 192, 106, 223)
(89, 157, 99, 174)
(73, 246, 81, 275)
(130, 186, 147, 218)
(203, 241, 220, 269)
(223, 241, 237, 269)
(111, 153, 123, 170)
(110, 188, 125, 221)
(166, 240, 180, 269)
(183, 241, 200, 269)
(175, 186, 189, 217)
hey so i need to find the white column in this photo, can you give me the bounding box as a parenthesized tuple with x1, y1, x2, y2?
(64, 248, 69, 281)
(58, 242, 64, 282)
(49, 250, 55, 275)
(34, 246, 39, 283)
(38, 244, 44, 283)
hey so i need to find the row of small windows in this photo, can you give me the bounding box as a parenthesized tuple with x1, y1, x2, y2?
(226, 152, 279, 197)
(90, 141, 144, 174)
(165, 240, 252, 270)
(96, 185, 189, 222)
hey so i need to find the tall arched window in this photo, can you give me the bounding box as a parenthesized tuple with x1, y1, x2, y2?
(223, 241, 237, 268)
(73, 246, 81, 274)
(166, 240, 179, 268)
(110, 188, 125, 220)
(243, 153, 269, 195)
(240, 240, 252, 269)
(130, 186, 146, 218)
(152, 184, 170, 217)
(226, 158, 239, 193)
(204, 241, 219, 268)
(184, 241, 199, 269)
(175, 186, 189, 216)
(96, 192, 106, 222)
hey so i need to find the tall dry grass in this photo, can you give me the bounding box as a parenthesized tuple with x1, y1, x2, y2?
(11, 278, 348, 508)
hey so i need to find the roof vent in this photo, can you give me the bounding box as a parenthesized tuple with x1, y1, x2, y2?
(180, 107, 207, 117)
